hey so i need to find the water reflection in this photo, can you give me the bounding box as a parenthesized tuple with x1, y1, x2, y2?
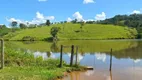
(34, 51, 56, 60)
(85, 70, 94, 76)
(50, 42, 59, 52)
(60, 52, 142, 80)
(67, 53, 84, 63)
(95, 53, 106, 62)
(134, 59, 141, 63)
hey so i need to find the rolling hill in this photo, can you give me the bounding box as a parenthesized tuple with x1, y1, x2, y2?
(4, 23, 138, 40)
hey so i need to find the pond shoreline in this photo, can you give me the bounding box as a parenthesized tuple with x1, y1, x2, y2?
(4, 38, 141, 42)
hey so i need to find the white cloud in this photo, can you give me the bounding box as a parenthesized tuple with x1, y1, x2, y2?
(6, 18, 28, 24)
(73, 12, 83, 21)
(7, 11, 55, 25)
(83, 0, 95, 4)
(67, 17, 72, 22)
(46, 16, 55, 20)
(84, 19, 94, 22)
(38, 0, 47, 2)
(36, 12, 44, 19)
(134, 59, 141, 63)
(95, 12, 106, 21)
(131, 10, 141, 14)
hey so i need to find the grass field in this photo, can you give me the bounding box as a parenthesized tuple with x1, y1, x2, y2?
(4, 23, 138, 40)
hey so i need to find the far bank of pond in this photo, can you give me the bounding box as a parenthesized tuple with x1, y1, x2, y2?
(3, 40, 142, 80)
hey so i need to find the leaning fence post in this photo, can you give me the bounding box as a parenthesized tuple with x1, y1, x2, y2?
(59, 45, 63, 68)
(70, 45, 74, 66)
(109, 48, 112, 71)
(0, 39, 4, 69)
(75, 46, 78, 66)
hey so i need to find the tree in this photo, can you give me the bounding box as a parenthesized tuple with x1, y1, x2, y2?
(71, 19, 77, 24)
(0, 25, 11, 37)
(0, 25, 6, 29)
(11, 21, 18, 28)
(46, 20, 50, 26)
(50, 27, 61, 40)
(2, 25, 6, 28)
(11, 21, 18, 32)
(19, 23, 27, 29)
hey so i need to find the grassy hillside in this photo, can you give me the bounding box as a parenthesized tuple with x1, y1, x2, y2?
(4, 23, 138, 40)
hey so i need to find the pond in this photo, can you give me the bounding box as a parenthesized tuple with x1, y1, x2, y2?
(6, 40, 142, 80)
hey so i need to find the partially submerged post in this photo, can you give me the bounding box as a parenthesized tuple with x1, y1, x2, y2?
(0, 39, 4, 69)
(59, 45, 63, 68)
(75, 46, 78, 66)
(70, 45, 74, 66)
(110, 70, 112, 80)
(109, 48, 112, 71)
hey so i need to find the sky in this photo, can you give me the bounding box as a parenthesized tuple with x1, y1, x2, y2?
(0, 0, 142, 26)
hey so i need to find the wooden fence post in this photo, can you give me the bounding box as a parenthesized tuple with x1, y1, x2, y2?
(59, 45, 63, 68)
(109, 48, 112, 71)
(0, 39, 4, 69)
(75, 46, 78, 66)
(70, 45, 74, 66)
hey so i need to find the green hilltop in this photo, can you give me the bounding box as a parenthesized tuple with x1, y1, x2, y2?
(4, 23, 138, 40)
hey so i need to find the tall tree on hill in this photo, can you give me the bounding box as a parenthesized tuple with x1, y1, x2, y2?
(46, 20, 50, 26)
(11, 21, 18, 32)
(11, 21, 18, 28)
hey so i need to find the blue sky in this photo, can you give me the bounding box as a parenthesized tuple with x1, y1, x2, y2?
(0, 0, 142, 25)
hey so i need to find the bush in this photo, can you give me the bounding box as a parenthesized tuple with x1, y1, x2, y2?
(22, 36, 37, 41)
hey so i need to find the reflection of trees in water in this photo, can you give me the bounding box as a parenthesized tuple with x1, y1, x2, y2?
(46, 51, 51, 57)
(109, 42, 142, 59)
(88, 41, 141, 60)
(50, 42, 59, 52)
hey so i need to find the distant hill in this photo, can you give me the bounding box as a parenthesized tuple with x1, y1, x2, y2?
(4, 23, 137, 41)
(97, 14, 142, 38)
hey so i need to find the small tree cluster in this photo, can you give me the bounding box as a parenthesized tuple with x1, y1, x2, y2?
(19, 23, 27, 29)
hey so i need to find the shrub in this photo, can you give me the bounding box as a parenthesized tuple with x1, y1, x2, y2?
(22, 36, 37, 41)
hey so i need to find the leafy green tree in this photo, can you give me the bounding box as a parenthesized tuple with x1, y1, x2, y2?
(50, 27, 61, 40)
(71, 19, 77, 24)
(19, 23, 27, 29)
(46, 20, 50, 26)
(11, 21, 18, 32)
(11, 21, 18, 28)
